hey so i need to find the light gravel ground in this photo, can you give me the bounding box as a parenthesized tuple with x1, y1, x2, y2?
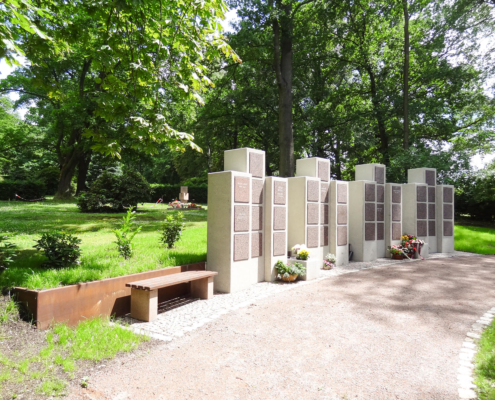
(69, 253, 494, 400)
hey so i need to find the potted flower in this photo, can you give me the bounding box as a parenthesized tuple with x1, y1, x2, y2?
(275, 260, 306, 282)
(297, 249, 309, 260)
(389, 245, 404, 260)
(323, 253, 336, 269)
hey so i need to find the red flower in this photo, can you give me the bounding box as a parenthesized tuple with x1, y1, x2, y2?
(414, 247, 417, 251)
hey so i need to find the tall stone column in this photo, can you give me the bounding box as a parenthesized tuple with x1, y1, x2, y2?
(329, 180, 349, 265)
(385, 184, 402, 254)
(436, 185, 455, 253)
(402, 182, 430, 257)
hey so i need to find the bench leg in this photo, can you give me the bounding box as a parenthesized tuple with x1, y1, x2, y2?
(190, 276, 214, 300)
(130, 288, 158, 322)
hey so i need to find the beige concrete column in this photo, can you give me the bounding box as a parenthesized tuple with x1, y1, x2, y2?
(329, 180, 349, 266)
(402, 183, 430, 257)
(436, 185, 455, 253)
(130, 289, 158, 322)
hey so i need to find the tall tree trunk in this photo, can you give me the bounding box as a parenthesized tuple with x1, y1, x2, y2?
(403, 0, 410, 150)
(273, 2, 294, 177)
(76, 151, 92, 195)
(56, 151, 81, 199)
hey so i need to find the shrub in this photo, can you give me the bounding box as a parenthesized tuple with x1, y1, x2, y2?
(160, 212, 185, 248)
(274, 260, 306, 279)
(34, 231, 82, 268)
(112, 208, 142, 259)
(0, 179, 46, 200)
(76, 192, 105, 213)
(0, 233, 16, 272)
(36, 167, 60, 195)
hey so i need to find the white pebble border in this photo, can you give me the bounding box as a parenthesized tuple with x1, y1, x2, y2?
(458, 306, 495, 399)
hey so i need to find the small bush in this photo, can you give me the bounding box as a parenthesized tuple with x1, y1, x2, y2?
(0, 179, 46, 200)
(112, 208, 142, 259)
(0, 233, 16, 272)
(160, 212, 185, 248)
(34, 231, 82, 268)
(36, 167, 60, 195)
(76, 192, 105, 213)
(274, 260, 306, 279)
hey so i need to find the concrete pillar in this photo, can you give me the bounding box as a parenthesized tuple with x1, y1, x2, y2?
(329, 180, 349, 265)
(402, 183, 430, 257)
(436, 185, 455, 253)
(385, 184, 402, 254)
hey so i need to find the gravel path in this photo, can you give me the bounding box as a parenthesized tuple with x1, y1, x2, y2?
(69, 254, 495, 400)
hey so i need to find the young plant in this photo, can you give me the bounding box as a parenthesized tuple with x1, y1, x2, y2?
(298, 249, 310, 260)
(160, 212, 185, 249)
(34, 231, 82, 268)
(112, 207, 142, 259)
(323, 253, 337, 269)
(274, 260, 306, 279)
(0, 233, 16, 272)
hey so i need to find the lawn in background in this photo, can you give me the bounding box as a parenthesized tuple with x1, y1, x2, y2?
(0, 200, 207, 289)
(455, 225, 495, 255)
(474, 319, 495, 400)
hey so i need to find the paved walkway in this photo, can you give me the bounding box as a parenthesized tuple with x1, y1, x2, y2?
(70, 254, 495, 400)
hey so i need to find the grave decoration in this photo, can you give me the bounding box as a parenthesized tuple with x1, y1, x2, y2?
(207, 147, 455, 293)
(167, 187, 202, 210)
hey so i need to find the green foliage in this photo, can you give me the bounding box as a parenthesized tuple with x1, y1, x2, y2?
(0, 233, 16, 272)
(112, 208, 142, 259)
(36, 167, 60, 195)
(0, 298, 18, 324)
(274, 260, 306, 279)
(160, 212, 186, 249)
(0, 179, 46, 201)
(455, 166, 495, 221)
(151, 184, 208, 203)
(454, 226, 495, 255)
(34, 231, 82, 268)
(474, 319, 495, 399)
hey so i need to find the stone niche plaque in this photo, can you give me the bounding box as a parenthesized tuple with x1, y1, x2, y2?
(337, 226, 347, 246)
(337, 205, 347, 225)
(249, 152, 264, 178)
(273, 232, 286, 256)
(428, 204, 435, 220)
(425, 170, 435, 186)
(428, 221, 436, 237)
(377, 223, 384, 240)
(377, 185, 385, 203)
(417, 186, 427, 203)
(417, 220, 427, 237)
(274, 181, 286, 205)
(392, 223, 401, 240)
(318, 160, 329, 182)
(233, 234, 249, 261)
(444, 221, 453, 237)
(337, 183, 347, 204)
(320, 204, 329, 225)
(417, 203, 427, 220)
(273, 206, 286, 231)
(365, 203, 375, 221)
(252, 179, 263, 204)
(376, 204, 384, 222)
(234, 205, 249, 232)
(365, 223, 376, 241)
(444, 187, 453, 203)
(307, 180, 319, 202)
(234, 177, 250, 203)
(375, 166, 385, 184)
(392, 186, 401, 203)
(444, 204, 453, 220)
(392, 204, 401, 221)
(251, 206, 263, 231)
(365, 183, 375, 201)
(307, 226, 319, 248)
(428, 187, 435, 203)
(320, 183, 329, 203)
(321, 226, 329, 246)
(251, 232, 262, 258)
(307, 203, 319, 225)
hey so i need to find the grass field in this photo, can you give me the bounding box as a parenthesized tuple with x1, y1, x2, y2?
(474, 319, 495, 400)
(454, 225, 495, 255)
(0, 200, 207, 290)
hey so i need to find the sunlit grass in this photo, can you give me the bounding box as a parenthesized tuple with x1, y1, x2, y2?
(474, 319, 495, 399)
(455, 225, 495, 255)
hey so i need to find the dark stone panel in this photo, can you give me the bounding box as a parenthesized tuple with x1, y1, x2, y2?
(318, 160, 329, 182)
(234, 176, 250, 203)
(234, 205, 249, 232)
(365, 223, 376, 241)
(443, 187, 453, 203)
(392, 204, 401, 221)
(320, 225, 329, 246)
(377, 185, 385, 203)
(273, 206, 286, 231)
(233, 234, 249, 261)
(365, 203, 375, 222)
(376, 204, 384, 222)
(365, 183, 376, 201)
(428, 187, 436, 203)
(320, 183, 329, 203)
(274, 181, 286, 205)
(251, 232, 262, 258)
(392, 185, 401, 204)
(428, 204, 436, 220)
(417, 203, 427, 220)
(307, 180, 319, 202)
(307, 226, 319, 248)
(337, 226, 347, 246)
(429, 221, 436, 237)
(249, 152, 264, 178)
(444, 204, 453, 220)
(377, 223, 384, 240)
(392, 223, 401, 240)
(444, 221, 453, 237)
(375, 166, 385, 184)
(320, 204, 329, 225)
(251, 206, 263, 231)
(273, 232, 286, 256)
(425, 169, 436, 186)
(337, 205, 347, 225)
(337, 183, 347, 204)
(417, 186, 427, 202)
(307, 203, 319, 225)
(252, 179, 264, 204)
(417, 220, 427, 237)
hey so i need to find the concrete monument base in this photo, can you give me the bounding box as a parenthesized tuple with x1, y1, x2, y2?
(288, 258, 321, 281)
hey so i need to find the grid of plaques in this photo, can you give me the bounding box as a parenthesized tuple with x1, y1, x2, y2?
(416, 184, 428, 238)
(364, 182, 376, 241)
(250, 152, 264, 258)
(443, 186, 454, 237)
(233, 175, 251, 261)
(427, 170, 436, 239)
(307, 179, 320, 248)
(320, 180, 329, 248)
(375, 166, 385, 242)
(273, 180, 287, 256)
(336, 182, 348, 246)
(391, 185, 402, 240)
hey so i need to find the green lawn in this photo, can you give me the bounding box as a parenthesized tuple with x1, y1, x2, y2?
(474, 319, 495, 400)
(455, 225, 495, 255)
(0, 200, 207, 290)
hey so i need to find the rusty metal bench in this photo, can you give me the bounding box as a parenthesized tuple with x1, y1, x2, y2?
(126, 270, 218, 322)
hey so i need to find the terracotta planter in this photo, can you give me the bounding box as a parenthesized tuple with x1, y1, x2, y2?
(392, 254, 404, 260)
(280, 274, 298, 282)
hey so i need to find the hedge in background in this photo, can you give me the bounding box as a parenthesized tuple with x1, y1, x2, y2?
(0, 179, 46, 201)
(150, 184, 207, 204)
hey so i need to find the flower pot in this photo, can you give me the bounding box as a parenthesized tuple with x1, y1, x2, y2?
(392, 254, 404, 260)
(280, 274, 298, 282)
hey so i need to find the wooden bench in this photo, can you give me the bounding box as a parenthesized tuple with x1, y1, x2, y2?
(126, 270, 218, 322)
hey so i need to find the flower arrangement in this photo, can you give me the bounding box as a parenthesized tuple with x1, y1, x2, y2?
(323, 253, 336, 269)
(291, 244, 307, 255)
(388, 234, 426, 259)
(169, 200, 182, 209)
(297, 249, 310, 260)
(274, 260, 306, 282)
